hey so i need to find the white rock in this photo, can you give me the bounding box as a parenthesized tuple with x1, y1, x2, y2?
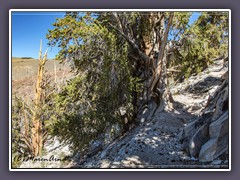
(119, 107, 127, 116)
(140, 118, 145, 123)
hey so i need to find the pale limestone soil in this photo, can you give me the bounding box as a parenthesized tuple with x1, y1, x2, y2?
(68, 59, 228, 169)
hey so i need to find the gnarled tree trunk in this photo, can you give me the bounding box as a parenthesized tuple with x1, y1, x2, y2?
(147, 13, 174, 117)
(110, 12, 174, 122)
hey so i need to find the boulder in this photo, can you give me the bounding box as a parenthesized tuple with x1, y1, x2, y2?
(199, 112, 228, 162)
(180, 72, 229, 164)
(189, 123, 209, 157)
(180, 113, 212, 150)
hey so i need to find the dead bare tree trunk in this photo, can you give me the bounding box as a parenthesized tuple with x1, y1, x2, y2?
(31, 40, 48, 156)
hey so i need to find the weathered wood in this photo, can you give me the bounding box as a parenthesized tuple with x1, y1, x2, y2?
(31, 40, 48, 156)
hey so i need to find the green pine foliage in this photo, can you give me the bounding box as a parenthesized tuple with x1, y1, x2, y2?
(46, 13, 141, 152)
(173, 12, 228, 80)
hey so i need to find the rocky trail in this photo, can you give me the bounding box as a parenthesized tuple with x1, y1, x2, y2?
(67, 58, 229, 169)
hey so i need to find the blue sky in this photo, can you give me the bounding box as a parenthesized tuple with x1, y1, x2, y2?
(12, 12, 65, 59)
(189, 12, 201, 25)
(11, 11, 200, 59)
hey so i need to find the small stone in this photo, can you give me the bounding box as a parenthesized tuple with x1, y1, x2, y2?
(119, 107, 127, 116)
(100, 160, 110, 168)
(100, 149, 108, 159)
(224, 160, 228, 164)
(118, 146, 126, 156)
(190, 156, 198, 161)
(212, 160, 222, 165)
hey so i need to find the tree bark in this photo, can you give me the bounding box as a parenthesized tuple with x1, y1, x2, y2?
(147, 13, 174, 117)
(111, 12, 174, 121)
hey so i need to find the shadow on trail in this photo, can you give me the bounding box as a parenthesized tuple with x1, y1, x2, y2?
(184, 76, 223, 95)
